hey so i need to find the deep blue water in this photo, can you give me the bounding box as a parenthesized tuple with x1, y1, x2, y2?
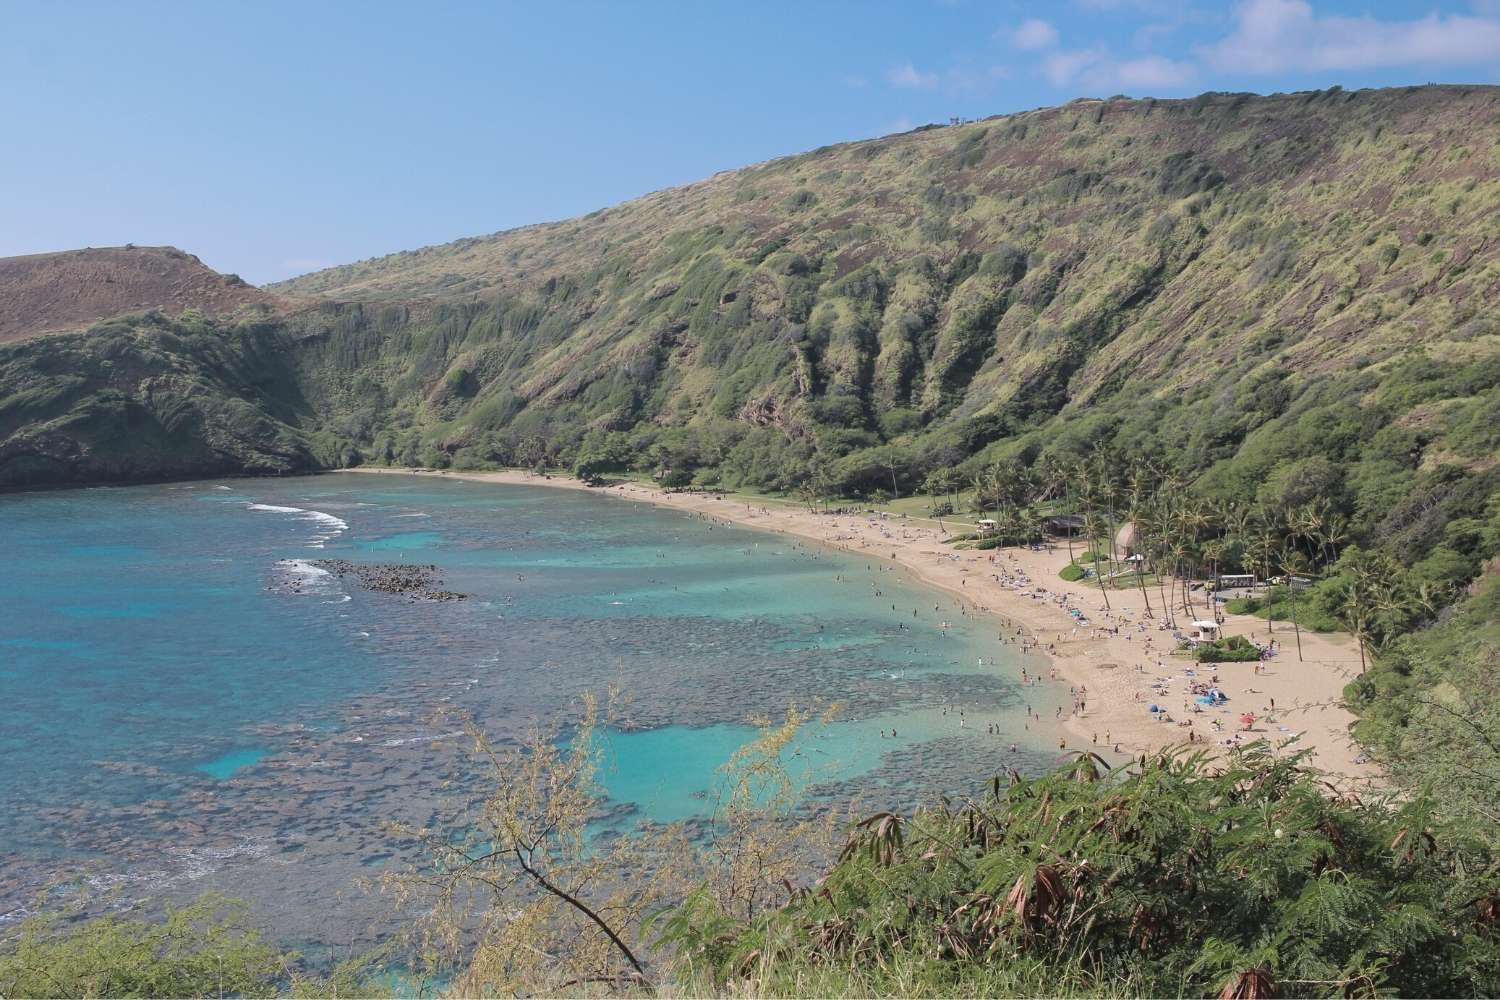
(0, 473, 1063, 948)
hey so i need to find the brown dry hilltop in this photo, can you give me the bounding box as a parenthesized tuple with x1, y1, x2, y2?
(0, 245, 278, 344)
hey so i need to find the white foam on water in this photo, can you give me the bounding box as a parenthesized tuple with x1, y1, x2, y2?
(304, 510, 350, 531)
(379, 730, 464, 748)
(278, 558, 332, 580)
(77, 840, 272, 897)
(247, 503, 349, 547)
(274, 558, 340, 595)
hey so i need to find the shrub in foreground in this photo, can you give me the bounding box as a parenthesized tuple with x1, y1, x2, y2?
(662, 746, 1500, 998)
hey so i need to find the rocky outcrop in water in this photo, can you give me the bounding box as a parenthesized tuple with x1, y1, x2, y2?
(310, 559, 466, 601)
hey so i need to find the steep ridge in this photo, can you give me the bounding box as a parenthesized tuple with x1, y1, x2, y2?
(260, 85, 1499, 471)
(2, 86, 1498, 502)
(0, 245, 277, 344)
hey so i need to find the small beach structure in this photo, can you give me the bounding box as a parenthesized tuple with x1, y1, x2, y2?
(1043, 513, 1085, 537)
(976, 518, 998, 537)
(1191, 620, 1222, 642)
(1215, 573, 1256, 590)
(1115, 520, 1139, 557)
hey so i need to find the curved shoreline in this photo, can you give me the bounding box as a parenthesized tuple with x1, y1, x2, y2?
(344, 467, 1380, 789)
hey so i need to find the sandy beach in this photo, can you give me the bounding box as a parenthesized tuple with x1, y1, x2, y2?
(349, 467, 1380, 789)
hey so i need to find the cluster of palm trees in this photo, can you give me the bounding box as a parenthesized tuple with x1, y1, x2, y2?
(923, 451, 1424, 668)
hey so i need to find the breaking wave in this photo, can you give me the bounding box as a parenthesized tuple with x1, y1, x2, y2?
(247, 503, 349, 547)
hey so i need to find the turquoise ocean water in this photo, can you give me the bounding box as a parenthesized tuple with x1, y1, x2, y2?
(0, 473, 1064, 952)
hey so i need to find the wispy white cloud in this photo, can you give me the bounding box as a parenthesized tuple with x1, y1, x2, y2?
(871, 0, 1494, 105)
(887, 61, 939, 88)
(1044, 48, 1196, 91)
(1009, 18, 1059, 50)
(1201, 0, 1500, 74)
(1112, 54, 1197, 88)
(1132, 21, 1178, 50)
(1044, 49, 1103, 86)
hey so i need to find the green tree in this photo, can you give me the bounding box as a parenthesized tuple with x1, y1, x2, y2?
(1082, 508, 1112, 612)
(0, 895, 287, 999)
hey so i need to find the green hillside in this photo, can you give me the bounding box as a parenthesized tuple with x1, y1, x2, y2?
(7, 86, 1498, 493)
(4, 82, 1500, 996)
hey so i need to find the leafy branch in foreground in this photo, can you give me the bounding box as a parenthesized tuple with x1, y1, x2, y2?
(387, 694, 840, 996)
(386, 691, 677, 994)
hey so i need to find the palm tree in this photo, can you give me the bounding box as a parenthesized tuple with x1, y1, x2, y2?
(1091, 449, 1121, 564)
(1170, 539, 1193, 621)
(1149, 495, 1178, 627)
(1063, 462, 1091, 568)
(1339, 556, 1396, 677)
(1019, 506, 1044, 547)
(1082, 509, 1112, 612)
(1342, 585, 1373, 676)
(798, 481, 818, 513)
(1224, 502, 1254, 557)
(1410, 580, 1448, 628)
(1244, 550, 1264, 607)
(1202, 539, 1224, 622)
(520, 435, 549, 474)
(1254, 513, 1281, 635)
(1293, 502, 1323, 561)
(989, 463, 1010, 521)
(1278, 546, 1310, 662)
(1317, 510, 1350, 570)
(970, 473, 989, 521)
(1126, 472, 1156, 618)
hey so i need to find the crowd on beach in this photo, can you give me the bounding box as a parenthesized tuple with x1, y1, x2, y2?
(763, 502, 1297, 754)
(787, 508, 1308, 758)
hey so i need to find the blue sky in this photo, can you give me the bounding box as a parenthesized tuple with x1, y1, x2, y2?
(3, 0, 1498, 284)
